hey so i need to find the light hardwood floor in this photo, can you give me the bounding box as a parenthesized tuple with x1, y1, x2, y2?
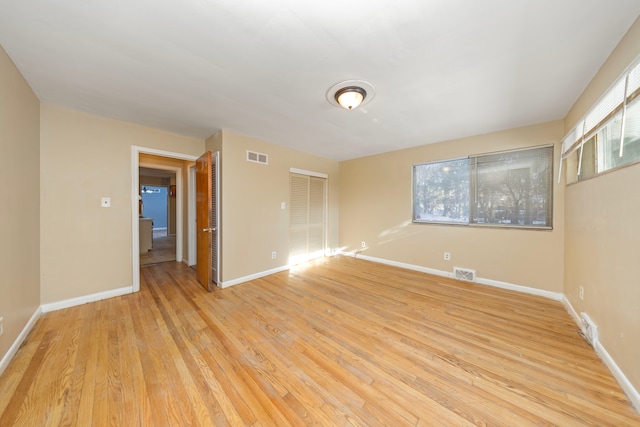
(0, 256, 638, 426)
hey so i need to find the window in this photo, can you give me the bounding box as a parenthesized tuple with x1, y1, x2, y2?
(413, 145, 553, 229)
(562, 56, 640, 182)
(412, 158, 469, 224)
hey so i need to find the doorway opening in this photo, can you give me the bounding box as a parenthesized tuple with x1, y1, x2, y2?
(139, 176, 176, 266)
(131, 146, 199, 292)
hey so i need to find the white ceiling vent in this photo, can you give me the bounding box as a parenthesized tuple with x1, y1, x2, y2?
(246, 150, 268, 165)
(454, 267, 476, 282)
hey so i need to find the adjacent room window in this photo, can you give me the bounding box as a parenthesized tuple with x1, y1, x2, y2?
(413, 145, 553, 229)
(562, 56, 640, 183)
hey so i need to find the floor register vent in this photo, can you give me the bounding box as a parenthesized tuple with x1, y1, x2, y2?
(580, 312, 598, 348)
(454, 267, 476, 282)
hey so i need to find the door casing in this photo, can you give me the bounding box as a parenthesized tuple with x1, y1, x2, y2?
(131, 146, 199, 292)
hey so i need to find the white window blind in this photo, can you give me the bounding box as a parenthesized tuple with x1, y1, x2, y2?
(560, 55, 640, 182)
(561, 121, 584, 157)
(628, 62, 640, 99)
(584, 79, 625, 134)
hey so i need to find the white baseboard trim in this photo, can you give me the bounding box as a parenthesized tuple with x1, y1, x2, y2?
(562, 295, 582, 327)
(220, 265, 290, 289)
(344, 252, 563, 301)
(595, 339, 640, 412)
(40, 286, 134, 313)
(562, 296, 640, 412)
(475, 277, 563, 301)
(0, 307, 42, 377)
(350, 252, 449, 278)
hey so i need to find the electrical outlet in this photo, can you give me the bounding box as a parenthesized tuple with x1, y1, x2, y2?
(579, 286, 584, 300)
(361, 241, 366, 248)
(0, 316, 3, 336)
(271, 251, 276, 259)
(444, 252, 451, 261)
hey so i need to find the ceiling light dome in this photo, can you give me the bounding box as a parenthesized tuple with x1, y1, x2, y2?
(327, 80, 376, 111)
(334, 86, 367, 110)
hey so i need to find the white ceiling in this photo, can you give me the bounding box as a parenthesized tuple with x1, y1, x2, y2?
(1, 1, 639, 161)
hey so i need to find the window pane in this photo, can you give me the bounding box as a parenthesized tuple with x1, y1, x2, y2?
(619, 97, 640, 165)
(565, 148, 579, 184)
(566, 98, 640, 183)
(580, 135, 597, 180)
(595, 111, 623, 172)
(471, 146, 553, 227)
(413, 159, 469, 223)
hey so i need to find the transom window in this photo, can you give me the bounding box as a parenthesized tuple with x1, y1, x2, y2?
(562, 56, 640, 183)
(413, 145, 553, 229)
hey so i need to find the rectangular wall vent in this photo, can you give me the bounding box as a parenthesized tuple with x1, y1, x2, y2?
(246, 150, 268, 165)
(453, 267, 476, 282)
(580, 312, 598, 348)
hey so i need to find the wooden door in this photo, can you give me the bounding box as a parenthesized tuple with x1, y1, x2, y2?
(211, 151, 220, 285)
(196, 151, 212, 291)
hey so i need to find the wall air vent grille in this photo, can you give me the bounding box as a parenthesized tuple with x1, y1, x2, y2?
(247, 150, 268, 165)
(454, 267, 476, 282)
(580, 312, 598, 348)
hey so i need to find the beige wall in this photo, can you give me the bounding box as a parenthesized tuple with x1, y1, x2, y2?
(339, 121, 565, 293)
(214, 130, 339, 283)
(40, 105, 204, 303)
(563, 16, 640, 390)
(0, 45, 41, 362)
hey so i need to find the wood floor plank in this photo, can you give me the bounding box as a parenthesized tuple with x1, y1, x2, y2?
(0, 329, 55, 426)
(120, 294, 155, 426)
(270, 278, 524, 425)
(1, 256, 639, 426)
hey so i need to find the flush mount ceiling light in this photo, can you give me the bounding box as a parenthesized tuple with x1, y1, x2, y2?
(335, 86, 366, 110)
(326, 80, 376, 111)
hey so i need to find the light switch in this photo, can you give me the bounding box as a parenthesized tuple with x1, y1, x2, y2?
(101, 197, 111, 208)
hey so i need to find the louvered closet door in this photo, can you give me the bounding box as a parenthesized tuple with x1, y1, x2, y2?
(307, 177, 325, 256)
(289, 173, 326, 265)
(289, 174, 309, 263)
